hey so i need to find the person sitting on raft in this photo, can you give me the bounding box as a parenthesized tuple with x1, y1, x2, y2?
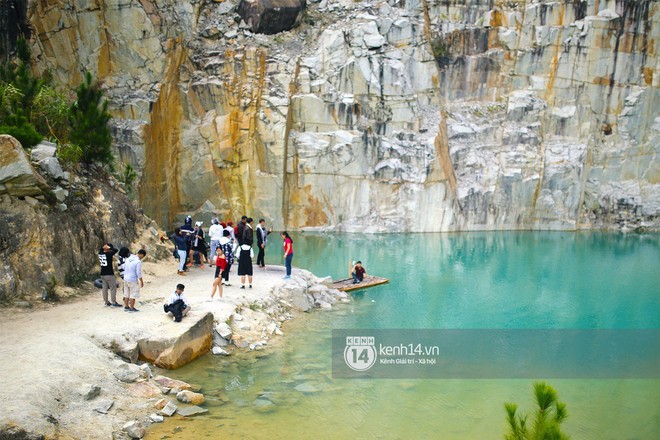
(352, 261, 367, 284)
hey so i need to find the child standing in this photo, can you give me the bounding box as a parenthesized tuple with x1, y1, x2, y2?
(211, 247, 227, 299)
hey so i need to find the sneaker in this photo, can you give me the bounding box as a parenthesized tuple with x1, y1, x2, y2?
(208, 264, 213, 267)
(124, 307, 130, 311)
(177, 271, 187, 276)
(111, 302, 122, 307)
(105, 301, 112, 306)
(249, 285, 252, 289)
(283, 275, 291, 279)
(130, 308, 139, 312)
(240, 285, 245, 289)
(186, 263, 193, 267)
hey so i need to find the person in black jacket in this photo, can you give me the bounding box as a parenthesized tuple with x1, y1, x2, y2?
(164, 284, 191, 322)
(242, 217, 254, 246)
(98, 242, 121, 307)
(236, 215, 247, 246)
(180, 216, 194, 267)
(256, 218, 272, 268)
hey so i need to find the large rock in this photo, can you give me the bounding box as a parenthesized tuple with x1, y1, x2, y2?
(137, 312, 214, 369)
(0, 135, 48, 197)
(237, 0, 306, 35)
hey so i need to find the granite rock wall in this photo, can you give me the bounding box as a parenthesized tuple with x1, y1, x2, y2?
(24, 0, 659, 231)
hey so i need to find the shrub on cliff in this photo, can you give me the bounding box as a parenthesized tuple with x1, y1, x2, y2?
(504, 382, 569, 440)
(69, 71, 113, 166)
(0, 118, 42, 148)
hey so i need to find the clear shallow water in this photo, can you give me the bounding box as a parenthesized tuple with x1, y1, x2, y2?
(147, 232, 660, 439)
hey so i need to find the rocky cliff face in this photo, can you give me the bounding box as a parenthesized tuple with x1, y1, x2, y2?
(25, 0, 659, 232)
(0, 135, 168, 302)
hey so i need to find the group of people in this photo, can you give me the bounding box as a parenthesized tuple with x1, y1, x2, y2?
(97, 244, 147, 312)
(96, 215, 296, 323)
(170, 215, 295, 295)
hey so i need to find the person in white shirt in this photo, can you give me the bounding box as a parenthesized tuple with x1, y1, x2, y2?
(123, 249, 146, 312)
(165, 283, 191, 321)
(208, 218, 224, 267)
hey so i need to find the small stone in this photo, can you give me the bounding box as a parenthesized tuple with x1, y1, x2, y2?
(212, 346, 229, 356)
(52, 186, 67, 202)
(316, 300, 332, 310)
(80, 384, 101, 400)
(14, 301, 32, 308)
(127, 381, 162, 398)
(267, 322, 277, 334)
(153, 375, 193, 391)
(139, 364, 153, 378)
(38, 156, 65, 180)
(24, 196, 39, 207)
(176, 390, 205, 405)
(30, 142, 56, 162)
(113, 363, 143, 383)
(233, 313, 244, 321)
(94, 399, 114, 414)
(58, 203, 67, 211)
(275, 328, 284, 336)
(122, 420, 145, 439)
(149, 414, 164, 423)
(154, 398, 167, 410)
(159, 401, 177, 417)
(176, 405, 208, 417)
(215, 324, 235, 340)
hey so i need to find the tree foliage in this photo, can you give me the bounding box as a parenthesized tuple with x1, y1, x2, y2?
(504, 382, 569, 440)
(0, 40, 114, 168)
(69, 71, 113, 165)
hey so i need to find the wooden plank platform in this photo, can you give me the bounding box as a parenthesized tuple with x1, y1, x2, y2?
(329, 276, 389, 292)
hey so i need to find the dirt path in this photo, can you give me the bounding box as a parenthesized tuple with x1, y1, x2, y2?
(0, 257, 292, 439)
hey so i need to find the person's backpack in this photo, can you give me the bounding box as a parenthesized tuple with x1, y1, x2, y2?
(222, 242, 235, 265)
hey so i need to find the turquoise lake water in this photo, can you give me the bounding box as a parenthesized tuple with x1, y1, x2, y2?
(147, 232, 660, 439)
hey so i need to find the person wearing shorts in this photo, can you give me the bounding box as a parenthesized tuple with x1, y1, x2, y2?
(123, 249, 146, 312)
(211, 247, 227, 299)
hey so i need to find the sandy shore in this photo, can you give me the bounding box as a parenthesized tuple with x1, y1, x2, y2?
(0, 257, 336, 439)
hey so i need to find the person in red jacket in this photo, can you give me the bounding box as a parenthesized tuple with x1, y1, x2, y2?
(211, 247, 227, 300)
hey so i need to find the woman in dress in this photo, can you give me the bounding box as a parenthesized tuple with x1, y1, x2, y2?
(237, 241, 254, 289)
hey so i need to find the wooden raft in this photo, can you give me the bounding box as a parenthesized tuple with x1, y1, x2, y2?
(329, 276, 389, 292)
